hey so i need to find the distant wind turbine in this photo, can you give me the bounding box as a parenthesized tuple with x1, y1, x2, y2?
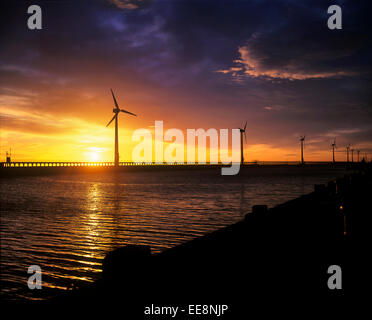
(346, 144, 350, 163)
(351, 148, 354, 163)
(106, 89, 137, 166)
(299, 135, 305, 164)
(238, 121, 247, 164)
(331, 138, 336, 163)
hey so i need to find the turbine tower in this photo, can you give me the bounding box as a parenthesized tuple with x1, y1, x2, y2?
(299, 136, 305, 164)
(331, 138, 336, 163)
(351, 149, 354, 162)
(346, 144, 350, 163)
(106, 89, 137, 167)
(238, 121, 247, 164)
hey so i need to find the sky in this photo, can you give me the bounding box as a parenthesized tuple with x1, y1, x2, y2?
(1, 0, 371, 162)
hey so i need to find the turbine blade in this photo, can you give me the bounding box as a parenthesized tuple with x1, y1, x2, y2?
(244, 121, 247, 131)
(120, 109, 137, 117)
(110, 89, 119, 108)
(244, 131, 247, 144)
(106, 114, 117, 127)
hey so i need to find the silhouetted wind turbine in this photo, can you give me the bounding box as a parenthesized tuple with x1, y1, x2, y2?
(238, 121, 247, 164)
(106, 89, 137, 166)
(357, 150, 360, 162)
(331, 138, 336, 163)
(299, 135, 305, 164)
(346, 144, 350, 163)
(351, 148, 354, 162)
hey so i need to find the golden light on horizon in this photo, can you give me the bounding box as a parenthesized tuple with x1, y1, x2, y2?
(89, 152, 99, 162)
(1, 100, 366, 163)
(85, 147, 104, 162)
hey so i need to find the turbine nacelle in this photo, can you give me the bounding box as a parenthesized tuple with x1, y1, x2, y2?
(331, 138, 336, 148)
(106, 89, 137, 127)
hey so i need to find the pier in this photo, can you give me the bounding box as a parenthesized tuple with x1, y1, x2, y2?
(0, 161, 225, 177)
(1, 161, 156, 167)
(0, 161, 351, 168)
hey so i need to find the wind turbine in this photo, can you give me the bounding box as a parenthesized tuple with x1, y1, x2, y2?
(299, 135, 305, 164)
(6, 148, 11, 163)
(351, 148, 354, 162)
(331, 138, 336, 163)
(357, 150, 360, 162)
(106, 89, 137, 166)
(346, 144, 350, 163)
(238, 121, 247, 164)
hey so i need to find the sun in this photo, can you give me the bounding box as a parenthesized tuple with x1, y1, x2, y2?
(89, 152, 100, 162)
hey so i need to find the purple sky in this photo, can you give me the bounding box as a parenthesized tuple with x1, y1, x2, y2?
(1, 0, 371, 161)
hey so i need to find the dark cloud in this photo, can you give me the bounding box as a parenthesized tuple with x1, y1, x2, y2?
(219, 1, 372, 80)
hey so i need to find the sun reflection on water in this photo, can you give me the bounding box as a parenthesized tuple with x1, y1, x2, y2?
(0, 167, 347, 300)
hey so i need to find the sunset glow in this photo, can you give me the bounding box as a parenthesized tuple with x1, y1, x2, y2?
(1, 0, 371, 308)
(1, 0, 371, 163)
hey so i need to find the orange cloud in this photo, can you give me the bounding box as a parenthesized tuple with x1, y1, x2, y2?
(218, 46, 356, 81)
(109, 0, 144, 10)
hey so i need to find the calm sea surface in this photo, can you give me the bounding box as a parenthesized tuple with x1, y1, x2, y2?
(0, 166, 346, 300)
